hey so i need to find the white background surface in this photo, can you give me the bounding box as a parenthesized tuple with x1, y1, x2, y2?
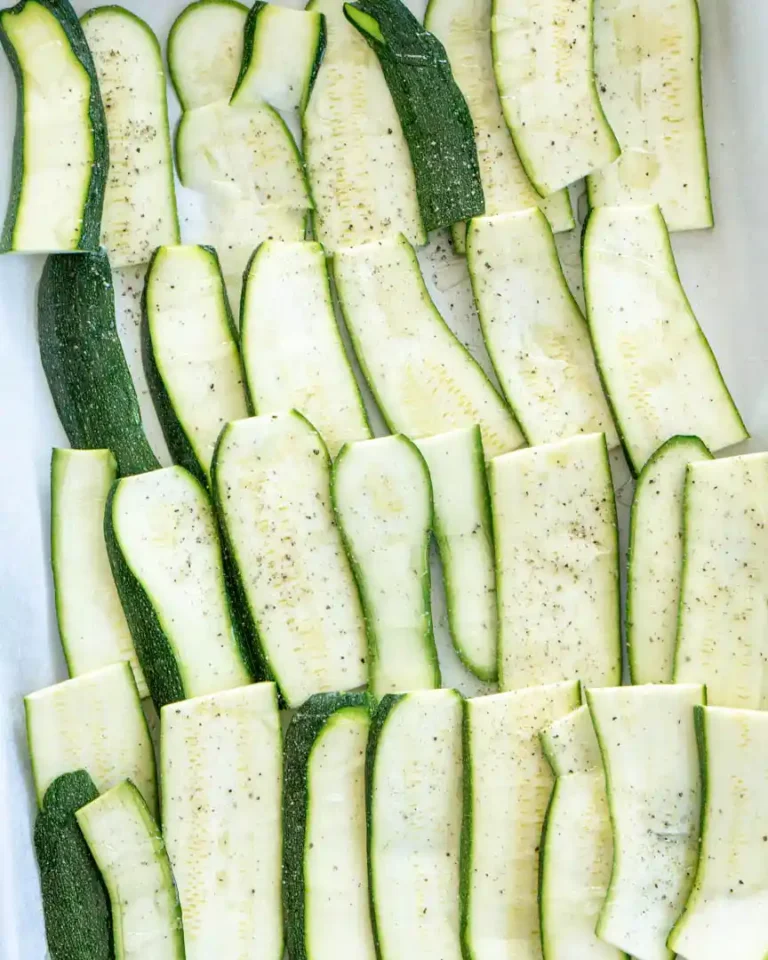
(1, 0, 767, 955)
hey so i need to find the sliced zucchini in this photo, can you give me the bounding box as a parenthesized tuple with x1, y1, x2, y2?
(674, 452, 768, 707)
(588, 0, 712, 231)
(490, 433, 621, 691)
(240, 240, 370, 458)
(161, 683, 283, 960)
(414, 427, 496, 681)
(369, 690, 463, 960)
(303, 0, 424, 251)
(586, 683, 705, 960)
(51, 448, 147, 697)
(467, 209, 617, 446)
(24, 662, 157, 816)
(333, 435, 439, 697)
(283, 692, 376, 960)
(81, 7, 179, 267)
(143, 244, 250, 485)
(333, 235, 524, 457)
(627, 435, 713, 685)
(76, 781, 184, 960)
(0, 0, 107, 253)
(211, 412, 368, 708)
(583, 205, 747, 473)
(669, 706, 768, 960)
(463, 681, 581, 960)
(38, 252, 160, 477)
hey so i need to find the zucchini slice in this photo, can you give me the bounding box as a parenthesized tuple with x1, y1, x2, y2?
(303, 0, 424, 251)
(627, 435, 713, 685)
(490, 433, 621, 691)
(143, 244, 250, 485)
(369, 690, 463, 960)
(583, 205, 747, 473)
(333, 235, 524, 457)
(51, 448, 147, 697)
(0, 0, 107, 253)
(38, 252, 160, 478)
(463, 682, 581, 960)
(673, 452, 768, 707)
(491, 0, 619, 195)
(240, 240, 371, 458)
(467, 209, 617, 446)
(81, 7, 179, 267)
(24, 662, 157, 816)
(586, 684, 705, 960)
(211, 412, 368, 708)
(414, 427, 497, 681)
(669, 706, 768, 960)
(333, 435, 439, 697)
(76, 781, 184, 960)
(283, 692, 376, 960)
(588, 0, 712, 231)
(539, 706, 625, 960)
(161, 683, 283, 960)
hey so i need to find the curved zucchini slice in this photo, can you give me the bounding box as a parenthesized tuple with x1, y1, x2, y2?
(106, 465, 254, 710)
(333, 235, 524, 457)
(369, 690, 463, 960)
(583, 205, 747, 473)
(0, 0, 107, 253)
(211, 412, 368, 708)
(38, 252, 159, 478)
(490, 433, 621, 691)
(333, 435, 439, 697)
(415, 427, 497, 681)
(24, 662, 157, 816)
(587, 684, 705, 960)
(143, 244, 250, 485)
(77, 781, 185, 960)
(284, 692, 376, 960)
(240, 240, 370, 459)
(673, 452, 768, 707)
(161, 683, 283, 960)
(463, 682, 581, 960)
(467, 209, 617, 447)
(626, 435, 713, 685)
(51, 448, 147, 697)
(669, 706, 768, 960)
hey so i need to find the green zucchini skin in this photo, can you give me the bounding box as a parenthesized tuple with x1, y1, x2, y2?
(38, 252, 159, 477)
(0, 0, 108, 252)
(34, 771, 113, 960)
(343, 0, 483, 233)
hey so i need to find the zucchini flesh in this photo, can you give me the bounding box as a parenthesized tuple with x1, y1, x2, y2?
(627, 435, 713, 685)
(463, 682, 581, 960)
(283, 692, 376, 960)
(240, 240, 370, 458)
(415, 427, 497, 681)
(76, 781, 184, 960)
(38, 252, 160, 478)
(333, 435, 439, 697)
(0, 0, 107, 252)
(24, 662, 157, 817)
(673, 453, 768, 707)
(143, 244, 250, 485)
(586, 684, 705, 960)
(333, 234, 524, 457)
(490, 433, 621, 691)
(583, 205, 747, 473)
(467, 209, 617, 446)
(51, 448, 147, 697)
(211, 412, 368, 708)
(161, 683, 283, 960)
